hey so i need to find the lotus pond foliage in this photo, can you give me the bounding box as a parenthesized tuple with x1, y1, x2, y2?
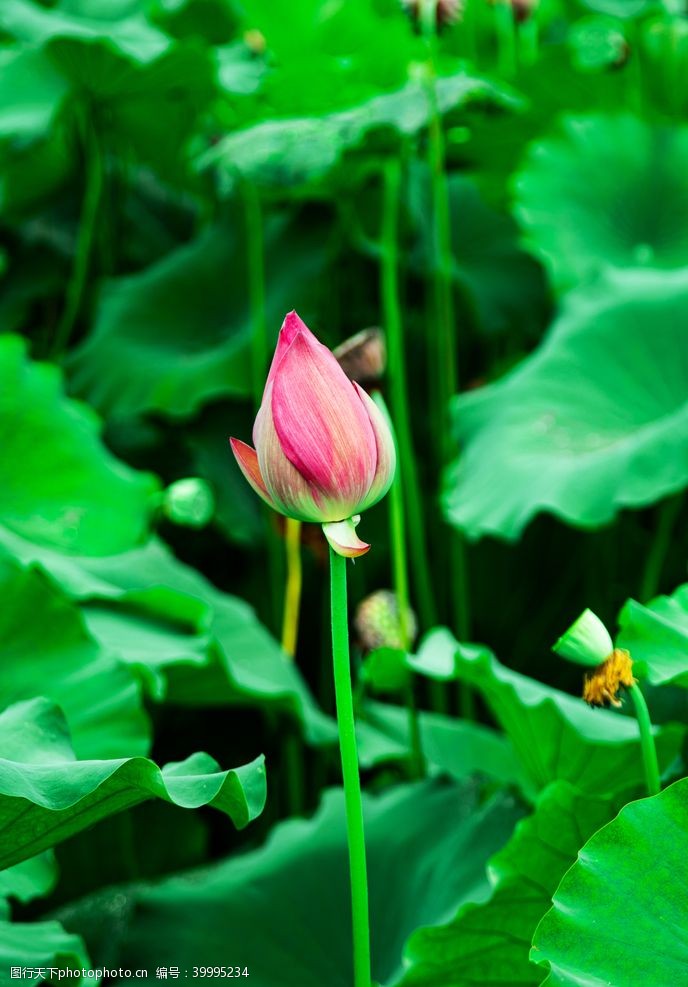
(1, 0, 688, 985)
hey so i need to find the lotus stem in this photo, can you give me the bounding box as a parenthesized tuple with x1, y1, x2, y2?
(639, 493, 683, 603)
(418, 19, 472, 653)
(329, 547, 371, 987)
(373, 391, 425, 777)
(281, 517, 303, 658)
(52, 108, 103, 358)
(380, 159, 437, 630)
(628, 682, 661, 797)
(494, 1, 517, 77)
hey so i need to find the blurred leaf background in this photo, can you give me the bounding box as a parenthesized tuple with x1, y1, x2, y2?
(2, 0, 688, 983)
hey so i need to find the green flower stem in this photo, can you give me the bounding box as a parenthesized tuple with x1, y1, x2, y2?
(494, 1, 517, 77)
(242, 178, 284, 637)
(52, 109, 103, 358)
(518, 12, 539, 67)
(373, 391, 425, 778)
(639, 493, 684, 603)
(381, 158, 436, 630)
(329, 547, 371, 987)
(418, 17, 472, 650)
(243, 179, 268, 411)
(281, 517, 303, 659)
(628, 682, 661, 797)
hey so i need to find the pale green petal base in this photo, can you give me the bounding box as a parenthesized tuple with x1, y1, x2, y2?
(322, 517, 370, 558)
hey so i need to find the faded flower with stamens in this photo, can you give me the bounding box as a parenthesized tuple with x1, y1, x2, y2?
(230, 312, 396, 558)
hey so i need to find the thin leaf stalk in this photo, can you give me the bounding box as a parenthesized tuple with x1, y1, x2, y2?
(52, 108, 104, 357)
(329, 548, 371, 987)
(493, 1, 517, 77)
(372, 391, 425, 778)
(281, 517, 303, 658)
(419, 12, 472, 649)
(380, 158, 437, 630)
(628, 682, 661, 797)
(639, 493, 683, 603)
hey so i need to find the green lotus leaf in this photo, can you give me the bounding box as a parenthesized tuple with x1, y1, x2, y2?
(0, 697, 266, 871)
(0, 852, 57, 905)
(406, 165, 549, 337)
(514, 114, 688, 290)
(0, 917, 90, 986)
(444, 271, 688, 540)
(0, 0, 170, 64)
(409, 628, 683, 799)
(580, 0, 657, 17)
(357, 700, 522, 789)
(198, 74, 515, 196)
(57, 780, 523, 986)
(532, 777, 688, 986)
(0, 527, 336, 745)
(400, 782, 616, 986)
(0, 46, 69, 141)
(618, 582, 688, 687)
(68, 215, 327, 419)
(0, 552, 150, 758)
(0, 335, 159, 554)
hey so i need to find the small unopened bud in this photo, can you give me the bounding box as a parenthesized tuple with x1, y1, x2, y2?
(334, 328, 386, 387)
(401, 0, 464, 31)
(583, 649, 636, 708)
(162, 477, 215, 528)
(244, 29, 266, 55)
(511, 0, 537, 23)
(487, 0, 537, 23)
(355, 589, 418, 651)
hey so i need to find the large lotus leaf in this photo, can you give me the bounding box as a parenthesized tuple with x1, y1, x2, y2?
(409, 628, 683, 800)
(444, 271, 688, 540)
(0, 852, 57, 904)
(59, 780, 523, 986)
(230, 0, 422, 118)
(0, 0, 170, 64)
(68, 214, 327, 419)
(0, 918, 90, 986)
(0, 45, 69, 141)
(0, 698, 266, 871)
(0, 335, 159, 554)
(198, 75, 515, 196)
(400, 782, 616, 986)
(45, 40, 215, 181)
(0, 553, 150, 758)
(514, 114, 688, 290)
(618, 583, 688, 687)
(0, 2, 215, 183)
(0, 527, 336, 745)
(406, 165, 549, 337)
(357, 700, 522, 788)
(532, 777, 688, 986)
(0, 124, 73, 216)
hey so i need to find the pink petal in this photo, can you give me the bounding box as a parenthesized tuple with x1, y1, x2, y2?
(254, 384, 336, 522)
(354, 384, 397, 512)
(322, 519, 370, 558)
(229, 438, 277, 511)
(265, 311, 314, 390)
(271, 331, 377, 510)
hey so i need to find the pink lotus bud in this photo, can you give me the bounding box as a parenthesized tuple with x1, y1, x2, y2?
(230, 312, 396, 557)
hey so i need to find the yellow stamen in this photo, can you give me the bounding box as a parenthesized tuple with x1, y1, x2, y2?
(583, 649, 636, 708)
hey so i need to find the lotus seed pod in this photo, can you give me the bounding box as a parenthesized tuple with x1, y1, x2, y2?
(355, 589, 418, 651)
